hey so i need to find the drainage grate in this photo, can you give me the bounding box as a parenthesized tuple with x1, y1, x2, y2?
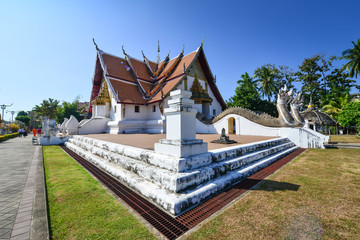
(60, 146, 305, 239)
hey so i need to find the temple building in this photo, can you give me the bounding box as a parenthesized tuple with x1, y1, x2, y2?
(87, 41, 226, 134)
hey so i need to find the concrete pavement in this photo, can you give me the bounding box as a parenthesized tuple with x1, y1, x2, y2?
(0, 136, 48, 240)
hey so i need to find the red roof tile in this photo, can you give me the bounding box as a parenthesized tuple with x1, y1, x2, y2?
(102, 53, 135, 83)
(93, 46, 225, 109)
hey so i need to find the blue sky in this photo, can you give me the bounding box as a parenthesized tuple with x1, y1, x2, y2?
(0, 0, 359, 120)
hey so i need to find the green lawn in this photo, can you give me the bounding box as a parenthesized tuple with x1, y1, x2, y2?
(329, 134, 360, 143)
(43, 146, 156, 240)
(44, 146, 360, 239)
(186, 149, 360, 240)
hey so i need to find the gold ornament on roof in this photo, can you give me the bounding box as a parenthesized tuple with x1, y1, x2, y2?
(92, 81, 110, 105)
(190, 73, 212, 104)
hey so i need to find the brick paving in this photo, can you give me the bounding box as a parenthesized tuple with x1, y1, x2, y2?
(0, 137, 47, 240)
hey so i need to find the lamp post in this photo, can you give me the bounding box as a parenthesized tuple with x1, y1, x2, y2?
(7, 110, 19, 122)
(1, 103, 13, 121)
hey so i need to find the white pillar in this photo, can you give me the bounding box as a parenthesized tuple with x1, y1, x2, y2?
(154, 90, 208, 157)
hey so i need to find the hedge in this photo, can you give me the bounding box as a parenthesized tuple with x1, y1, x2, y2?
(0, 132, 19, 142)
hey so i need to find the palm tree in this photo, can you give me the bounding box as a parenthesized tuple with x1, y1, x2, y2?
(340, 39, 360, 78)
(237, 72, 257, 92)
(33, 98, 60, 119)
(322, 93, 351, 120)
(253, 66, 280, 102)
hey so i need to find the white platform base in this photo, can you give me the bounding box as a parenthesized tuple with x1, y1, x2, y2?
(65, 135, 298, 215)
(155, 139, 208, 157)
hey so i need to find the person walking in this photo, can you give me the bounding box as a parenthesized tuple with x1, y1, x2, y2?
(32, 128, 37, 137)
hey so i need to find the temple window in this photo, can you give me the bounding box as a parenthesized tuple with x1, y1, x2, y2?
(122, 106, 126, 118)
(135, 105, 140, 113)
(153, 105, 156, 112)
(213, 109, 216, 115)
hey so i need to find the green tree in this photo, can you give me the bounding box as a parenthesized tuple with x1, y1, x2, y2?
(337, 102, 360, 127)
(340, 39, 360, 79)
(227, 72, 278, 117)
(33, 98, 60, 119)
(254, 65, 280, 102)
(227, 72, 259, 109)
(322, 68, 355, 105)
(322, 93, 351, 120)
(56, 99, 83, 123)
(296, 55, 322, 105)
(276, 65, 297, 91)
(15, 111, 30, 126)
(237, 72, 258, 92)
(28, 111, 42, 129)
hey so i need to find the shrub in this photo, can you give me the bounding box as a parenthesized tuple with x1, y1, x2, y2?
(8, 123, 20, 133)
(0, 133, 18, 142)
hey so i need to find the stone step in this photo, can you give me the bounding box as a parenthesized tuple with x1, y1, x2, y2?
(175, 142, 295, 192)
(70, 136, 290, 172)
(174, 145, 300, 214)
(69, 136, 184, 172)
(66, 137, 295, 193)
(65, 141, 299, 215)
(209, 137, 290, 163)
(66, 140, 180, 191)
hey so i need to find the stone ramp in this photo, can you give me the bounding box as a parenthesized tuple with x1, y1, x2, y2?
(65, 135, 299, 215)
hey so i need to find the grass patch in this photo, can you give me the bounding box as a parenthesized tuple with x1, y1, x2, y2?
(186, 149, 360, 240)
(329, 134, 360, 143)
(43, 146, 155, 240)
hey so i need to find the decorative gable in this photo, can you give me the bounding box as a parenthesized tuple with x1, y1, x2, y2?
(92, 81, 110, 105)
(190, 74, 213, 104)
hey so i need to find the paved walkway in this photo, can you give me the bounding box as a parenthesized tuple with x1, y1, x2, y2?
(0, 137, 48, 240)
(324, 142, 360, 149)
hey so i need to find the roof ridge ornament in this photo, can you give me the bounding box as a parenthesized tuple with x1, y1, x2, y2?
(141, 50, 146, 60)
(200, 35, 205, 48)
(122, 45, 127, 56)
(156, 40, 161, 64)
(92, 38, 99, 51)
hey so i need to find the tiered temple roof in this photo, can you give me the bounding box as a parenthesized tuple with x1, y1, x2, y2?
(89, 41, 226, 112)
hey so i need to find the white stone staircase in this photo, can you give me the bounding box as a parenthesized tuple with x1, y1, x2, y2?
(65, 136, 299, 215)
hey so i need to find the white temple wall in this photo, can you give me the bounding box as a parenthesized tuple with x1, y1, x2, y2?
(195, 114, 329, 148)
(124, 104, 148, 120)
(207, 87, 222, 117)
(146, 103, 163, 120)
(194, 104, 203, 114)
(109, 98, 122, 121)
(122, 104, 162, 121)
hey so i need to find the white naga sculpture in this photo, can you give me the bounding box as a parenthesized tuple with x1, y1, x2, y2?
(276, 85, 294, 126)
(290, 92, 305, 126)
(276, 85, 305, 127)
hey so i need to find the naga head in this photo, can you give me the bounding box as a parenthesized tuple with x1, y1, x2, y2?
(290, 92, 304, 107)
(277, 85, 293, 105)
